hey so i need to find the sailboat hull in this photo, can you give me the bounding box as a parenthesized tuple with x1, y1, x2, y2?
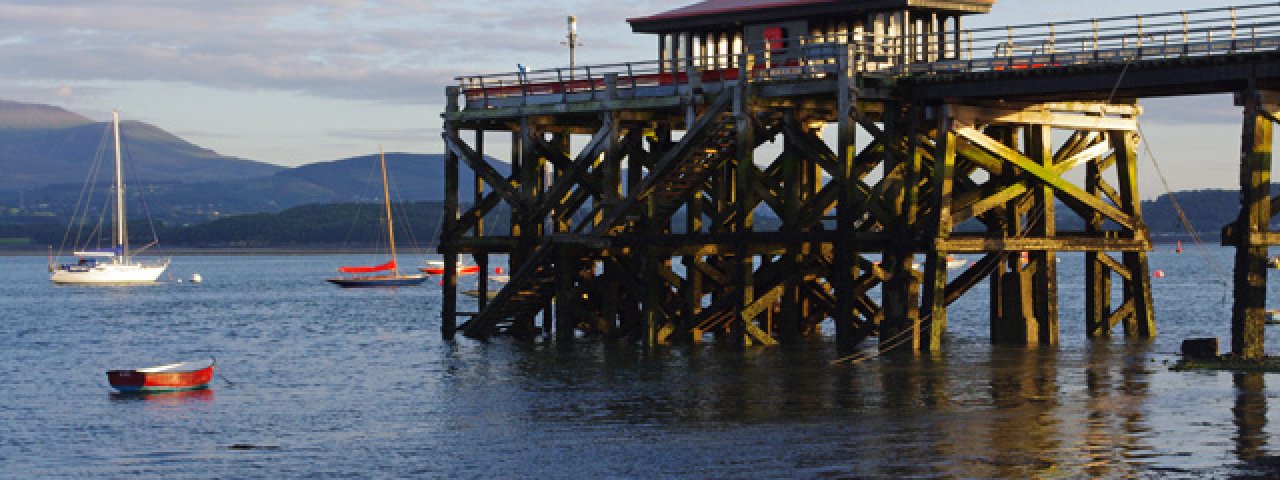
(326, 275, 428, 288)
(51, 261, 169, 284)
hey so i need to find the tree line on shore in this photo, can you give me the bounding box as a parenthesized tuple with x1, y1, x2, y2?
(2, 202, 507, 250)
(0, 188, 1272, 248)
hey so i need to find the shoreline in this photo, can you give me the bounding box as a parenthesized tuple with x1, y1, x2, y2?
(2, 238, 1206, 257)
(0, 246, 444, 256)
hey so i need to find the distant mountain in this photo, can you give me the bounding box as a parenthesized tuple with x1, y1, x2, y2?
(0, 100, 282, 191)
(2, 152, 504, 226)
(272, 152, 478, 203)
(134, 153, 500, 223)
(0, 100, 507, 227)
(0, 100, 93, 129)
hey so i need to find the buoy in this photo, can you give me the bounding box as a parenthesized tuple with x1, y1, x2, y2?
(1175, 241, 1182, 253)
(1153, 270, 1165, 278)
(495, 267, 504, 274)
(191, 273, 203, 283)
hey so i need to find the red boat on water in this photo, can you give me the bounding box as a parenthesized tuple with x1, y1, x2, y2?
(420, 260, 480, 275)
(107, 358, 214, 393)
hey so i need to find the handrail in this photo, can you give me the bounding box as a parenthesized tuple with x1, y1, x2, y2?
(452, 2, 1280, 105)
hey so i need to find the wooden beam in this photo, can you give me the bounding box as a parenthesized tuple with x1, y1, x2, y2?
(528, 122, 609, 202)
(955, 124, 1137, 231)
(441, 87, 461, 340)
(443, 130, 534, 215)
(952, 105, 1138, 131)
(447, 191, 502, 240)
(922, 105, 956, 351)
(1232, 88, 1272, 360)
(938, 237, 1148, 252)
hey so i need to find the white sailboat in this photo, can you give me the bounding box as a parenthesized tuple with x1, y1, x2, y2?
(50, 111, 169, 284)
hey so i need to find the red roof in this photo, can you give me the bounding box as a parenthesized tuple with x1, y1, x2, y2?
(629, 0, 995, 32)
(630, 0, 833, 24)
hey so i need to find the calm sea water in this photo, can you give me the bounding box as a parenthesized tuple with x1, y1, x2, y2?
(3, 247, 1280, 478)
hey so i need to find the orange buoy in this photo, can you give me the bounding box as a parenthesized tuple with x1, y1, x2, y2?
(495, 267, 504, 274)
(1153, 270, 1166, 278)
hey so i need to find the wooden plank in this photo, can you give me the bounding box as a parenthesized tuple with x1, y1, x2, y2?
(742, 284, 785, 323)
(446, 191, 502, 240)
(528, 121, 610, 216)
(1028, 124, 1059, 346)
(799, 184, 840, 227)
(1123, 251, 1157, 337)
(955, 142, 1005, 176)
(1105, 299, 1137, 332)
(938, 237, 1148, 252)
(1232, 92, 1272, 360)
(945, 253, 1000, 305)
(441, 87, 461, 340)
(1243, 232, 1280, 245)
(1094, 251, 1130, 281)
(963, 101, 1142, 117)
(922, 106, 956, 351)
(592, 92, 734, 235)
(955, 124, 1137, 231)
(785, 120, 899, 228)
(952, 183, 1028, 226)
(443, 130, 533, 215)
(834, 56, 860, 352)
(953, 105, 1138, 131)
(1055, 140, 1112, 176)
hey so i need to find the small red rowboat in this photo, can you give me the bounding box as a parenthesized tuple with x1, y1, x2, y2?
(107, 358, 215, 393)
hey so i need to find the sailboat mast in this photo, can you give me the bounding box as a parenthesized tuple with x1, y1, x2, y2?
(113, 110, 127, 259)
(380, 147, 398, 275)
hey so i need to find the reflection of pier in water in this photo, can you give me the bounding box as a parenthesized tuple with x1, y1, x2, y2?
(483, 342, 1280, 476)
(439, 1, 1280, 359)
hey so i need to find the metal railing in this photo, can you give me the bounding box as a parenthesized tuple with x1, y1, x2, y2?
(910, 2, 1280, 74)
(453, 3, 1280, 107)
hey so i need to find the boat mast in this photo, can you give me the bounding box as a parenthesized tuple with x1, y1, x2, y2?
(113, 110, 128, 261)
(380, 147, 398, 276)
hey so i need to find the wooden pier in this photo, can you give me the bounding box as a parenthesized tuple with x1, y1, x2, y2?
(439, 1, 1280, 358)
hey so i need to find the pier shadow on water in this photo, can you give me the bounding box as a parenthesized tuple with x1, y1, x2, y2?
(446, 337, 1275, 478)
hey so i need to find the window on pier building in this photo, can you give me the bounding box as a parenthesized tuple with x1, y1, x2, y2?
(628, 0, 995, 72)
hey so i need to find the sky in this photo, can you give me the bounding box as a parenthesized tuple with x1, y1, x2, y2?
(0, 0, 1261, 197)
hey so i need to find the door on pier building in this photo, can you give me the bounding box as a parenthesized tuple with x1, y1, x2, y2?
(745, 20, 806, 65)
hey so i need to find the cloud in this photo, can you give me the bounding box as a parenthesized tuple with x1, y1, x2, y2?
(0, 1, 690, 107)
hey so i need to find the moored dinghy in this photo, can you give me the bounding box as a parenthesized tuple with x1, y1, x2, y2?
(107, 358, 215, 393)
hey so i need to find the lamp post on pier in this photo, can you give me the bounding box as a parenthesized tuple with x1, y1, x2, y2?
(563, 15, 583, 84)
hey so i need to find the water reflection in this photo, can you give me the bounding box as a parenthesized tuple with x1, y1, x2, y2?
(109, 388, 215, 405)
(455, 338, 1209, 477)
(1082, 341, 1155, 477)
(1233, 373, 1267, 463)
